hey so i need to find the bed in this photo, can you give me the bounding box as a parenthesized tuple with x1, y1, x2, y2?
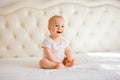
(0, 0, 120, 80)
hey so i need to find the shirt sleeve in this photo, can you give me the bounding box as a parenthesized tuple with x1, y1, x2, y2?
(42, 38, 52, 48)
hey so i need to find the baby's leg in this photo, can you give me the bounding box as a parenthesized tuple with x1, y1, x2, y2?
(56, 62, 65, 69)
(39, 58, 65, 69)
(39, 58, 56, 69)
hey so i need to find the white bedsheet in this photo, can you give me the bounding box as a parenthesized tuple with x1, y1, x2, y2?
(0, 52, 120, 80)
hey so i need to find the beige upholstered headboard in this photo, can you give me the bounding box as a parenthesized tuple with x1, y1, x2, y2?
(0, 0, 120, 58)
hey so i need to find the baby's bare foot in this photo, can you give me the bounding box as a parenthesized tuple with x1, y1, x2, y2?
(56, 62, 65, 69)
(65, 59, 75, 67)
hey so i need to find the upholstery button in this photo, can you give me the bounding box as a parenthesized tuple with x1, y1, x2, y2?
(90, 32, 94, 36)
(13, 33, 17, 39)
(89, 10, 93, 14)
(20, 22, 25, 28)
(74, 11, 78, 15)
(28, 11, 31, 16)
(22, 44, 26, 49)
(29, 32, 32, 38)
(104, 10, 108, 13)
(14, 55, 19, 58)
(29, 54, 36, 57)
(36, 21, 40, 27)
(67, 21, 70, 26)
(82, 21, 86, 25)
(97, 21, 101, 25)
(6, 45, 10, 50)
(112, 20, 115, 24)
(76, 32, 80, 37)
(5, 23, 9, 28)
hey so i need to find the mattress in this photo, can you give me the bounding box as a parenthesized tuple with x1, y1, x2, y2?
(0, 52, 120, 80)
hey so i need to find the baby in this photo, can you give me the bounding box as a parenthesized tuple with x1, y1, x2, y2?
(39, 15, 75, 69)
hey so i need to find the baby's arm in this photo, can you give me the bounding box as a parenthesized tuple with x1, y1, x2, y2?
(65, 48, 73, 60)
(64, 47, 76, 67)
(43, 47, 57, 62)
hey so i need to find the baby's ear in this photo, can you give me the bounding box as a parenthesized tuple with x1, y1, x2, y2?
(48, 26, 50, 30)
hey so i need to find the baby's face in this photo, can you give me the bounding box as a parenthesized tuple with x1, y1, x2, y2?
(48, 18, 64, 37)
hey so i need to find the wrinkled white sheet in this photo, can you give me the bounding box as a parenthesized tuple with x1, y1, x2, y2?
(0, 52, 120, 80)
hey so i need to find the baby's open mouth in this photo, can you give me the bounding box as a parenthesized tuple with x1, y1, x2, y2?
(57, 31, 62, 33)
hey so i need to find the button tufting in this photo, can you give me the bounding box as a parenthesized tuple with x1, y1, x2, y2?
(20, 22, 25, 28)
(28, 11, 31, 16)
(6, 45, 10, 50)
(14, 55, 19, 58)
(5, 22, 9, 28)
(82, 21, 86, 25)
(13, 33, 17, 39)
(29, 54, 36, 57)
(36, 21, 40, 27)
(89, 10, 93, 14)
(97, 21, 101, 25)
(0, 2, 120, 58)
(22, 44, 26, 49)
(112, 20, 115, 24)
(29, 32, 34, 39)
(104, 10, 108, 13)
(74, 10, 78, 15)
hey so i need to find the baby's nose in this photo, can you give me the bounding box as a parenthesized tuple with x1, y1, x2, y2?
(58, 26, 61, 29)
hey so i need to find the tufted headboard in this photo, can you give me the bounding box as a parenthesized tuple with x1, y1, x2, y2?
(0, 0, 120, 58)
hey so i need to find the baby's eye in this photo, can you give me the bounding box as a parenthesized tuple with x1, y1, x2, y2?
(61, 26, 64, 28)
(55, 25, 58, 27)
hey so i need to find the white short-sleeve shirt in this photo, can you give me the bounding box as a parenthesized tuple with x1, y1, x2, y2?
(42, 37, 67, 62)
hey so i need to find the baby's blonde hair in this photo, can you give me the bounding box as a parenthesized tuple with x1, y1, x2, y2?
(48, 15, 64, 26)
